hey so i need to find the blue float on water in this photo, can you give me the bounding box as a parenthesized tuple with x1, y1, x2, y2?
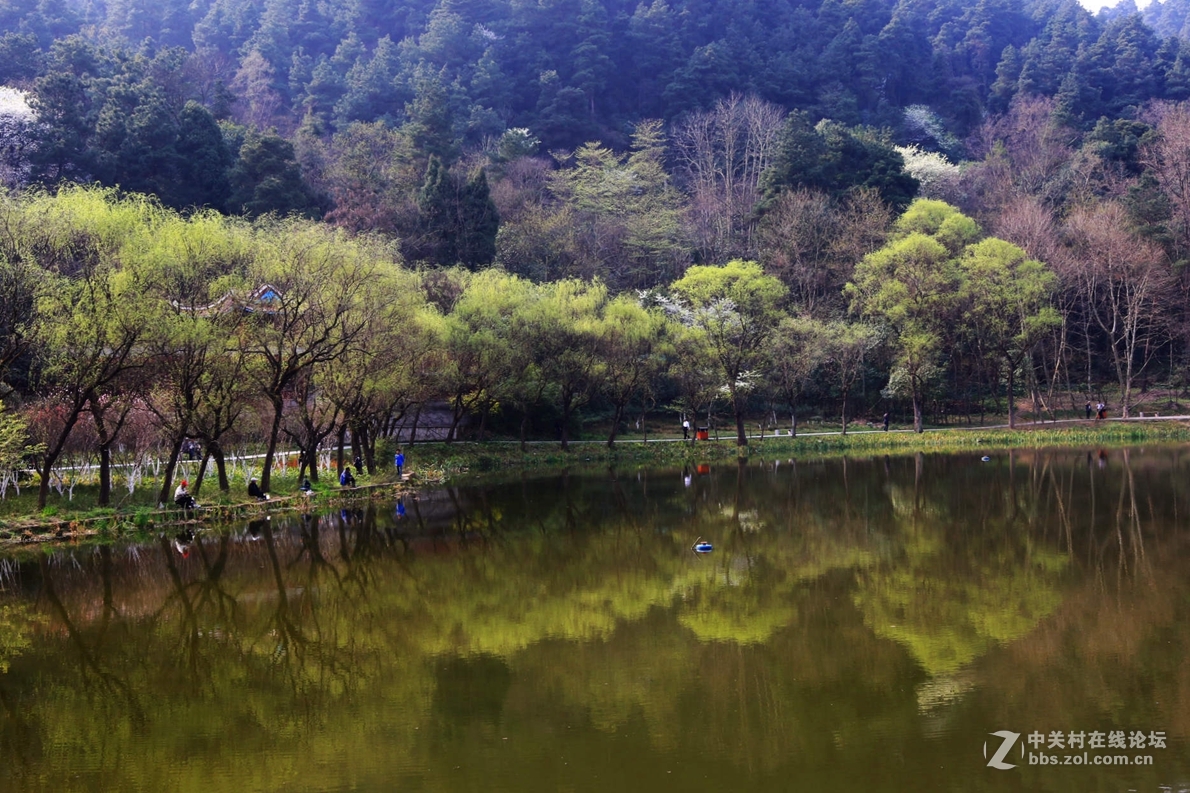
(693, 541, 714, 553)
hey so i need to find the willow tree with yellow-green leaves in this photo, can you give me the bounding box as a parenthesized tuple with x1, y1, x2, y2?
(431, 268, 531, 443)
(846, 200, 1056, 434)
(319, 265, 434, 475)
(518, 278, 608, 450)
(598, 293, 669, 447)
(765, 315, 830, 437)
(958, 237, 1060, 429)
(25, 188, 162, 508)
(138, 210, 257, 501)
(238, 220, 384, 492)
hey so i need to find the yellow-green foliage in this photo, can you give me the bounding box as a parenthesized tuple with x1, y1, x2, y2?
(852, 485, 1066, 676)
(0, 603, 40, 673)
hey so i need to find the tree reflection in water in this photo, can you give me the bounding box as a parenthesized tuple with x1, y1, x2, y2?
(1, 448, 1189, 792)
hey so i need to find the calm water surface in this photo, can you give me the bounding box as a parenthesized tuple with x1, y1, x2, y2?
(1, 448, 1190, 792)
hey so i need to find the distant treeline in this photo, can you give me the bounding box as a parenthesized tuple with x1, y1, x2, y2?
(6, 0, 1190, 148)
(1, 0, 1190, 228)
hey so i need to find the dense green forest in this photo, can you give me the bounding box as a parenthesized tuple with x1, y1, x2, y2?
(1, 0, 1190, 505)
(5, 0, 1190, 226)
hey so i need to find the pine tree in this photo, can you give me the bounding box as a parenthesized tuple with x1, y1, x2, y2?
(174, 101, 233, 210)
(570, 0, 612, 119)
(457, 168, 499, 269)
(989, 44, 1023, 113)
(228, 129, 319, 217)
(416, 154, 457, 264)
(403, 72, 458, 165)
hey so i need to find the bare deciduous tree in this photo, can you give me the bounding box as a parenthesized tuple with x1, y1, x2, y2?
(965, 95, 1077, 215)
(1062, 202, 1173, 417)
(673, 93, 785, 263)
(756, 187, 891, 315)
(1140, 101, 1190, 259)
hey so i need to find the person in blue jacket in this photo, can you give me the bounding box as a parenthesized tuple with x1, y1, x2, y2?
(394, 450, 405, 477)
(340, 466, 356, 487)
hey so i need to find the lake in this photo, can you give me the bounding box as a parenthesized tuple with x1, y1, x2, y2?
(1, 447, 1189, 792)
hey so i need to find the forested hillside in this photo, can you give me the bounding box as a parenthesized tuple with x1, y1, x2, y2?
(3, 0, 1190, 482)
(2, 0, 1190, 220)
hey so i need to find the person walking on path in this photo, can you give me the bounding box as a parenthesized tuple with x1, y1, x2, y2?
(1085, 401, 1093, 420)
(394, 450, 405, 478)
(882, 412, 890, 431)
(682, 418, 690, 440)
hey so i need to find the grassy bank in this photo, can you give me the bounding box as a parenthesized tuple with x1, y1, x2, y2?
(408, 419, 1190, 479)
(0, 473, 421, 549)
(2, 419, 1187, 547)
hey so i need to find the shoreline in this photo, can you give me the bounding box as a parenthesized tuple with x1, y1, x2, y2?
(0, 481, 413, 550)
(3, 419, 1189, 549)
(405, 418, 1190, 479)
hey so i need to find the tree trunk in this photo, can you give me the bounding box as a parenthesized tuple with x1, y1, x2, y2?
(259, 397, 284, 493)
(519, 412, 528, 452)
(912, 388, 924, 434)
(560, 393, 572, 451)
(156, 433, 187, 507)
(409, 404, 422, 445)
(607, 403, 625, 448)
(446, 393, 465, 443)
(1122, 346, 1134, 418)
(362, 425, 376, 474)
(211, 443, 230, 492)
(306, 439, 320, 483)
(1007, 363, 1016, 429)
(36, 400, 88, 509)
(730, 386, 747, 447)
(98, 444, 112, 506)
(193, 450, 211, 496)
(90, 401, 114, 506)
(350, 422, 362, 470)
(336, 423, 347, 475)
(477, 401, 489, 442)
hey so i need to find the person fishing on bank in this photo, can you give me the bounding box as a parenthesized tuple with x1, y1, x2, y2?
(174, 479, 196, 509)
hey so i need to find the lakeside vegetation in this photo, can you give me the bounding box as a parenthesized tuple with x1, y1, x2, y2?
(0, 185, 1183, 527)
(4, 419, 1189, 544)
(389, 419, 1190, 476)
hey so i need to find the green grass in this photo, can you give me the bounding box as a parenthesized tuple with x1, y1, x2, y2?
(0, 464, 414, 544)
(3, 419, 1187, 543)
(405, 420, 1190, 481)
